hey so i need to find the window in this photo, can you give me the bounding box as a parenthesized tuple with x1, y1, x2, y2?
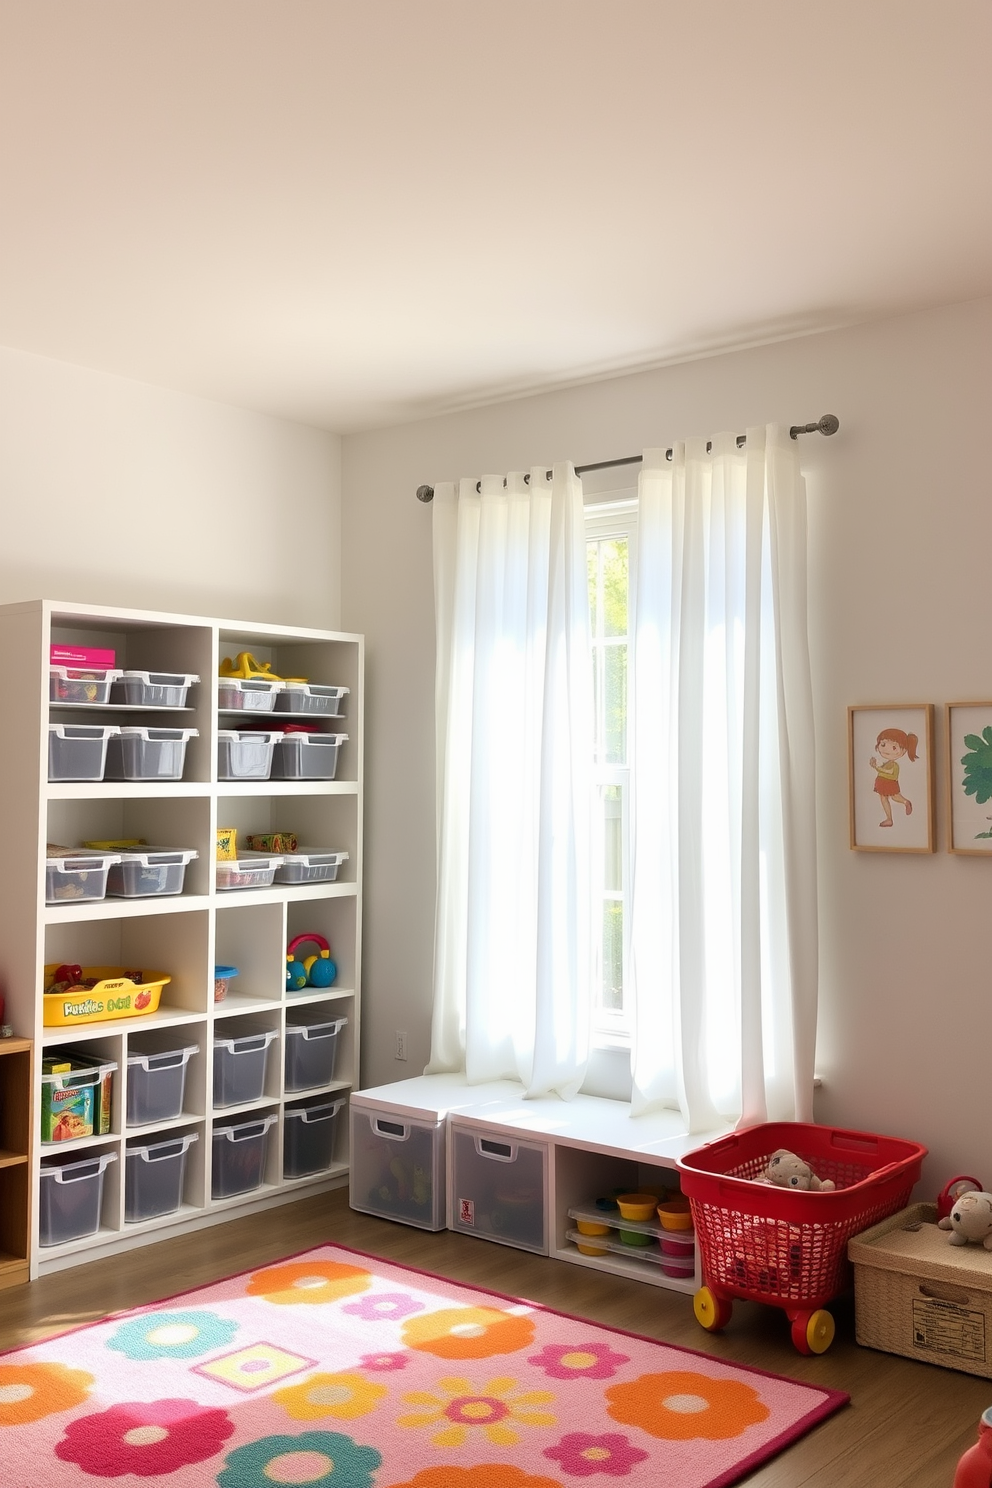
(586, 493, 636, 1046)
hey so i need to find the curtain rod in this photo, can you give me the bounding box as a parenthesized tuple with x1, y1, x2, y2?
(414, 414, 839, 502)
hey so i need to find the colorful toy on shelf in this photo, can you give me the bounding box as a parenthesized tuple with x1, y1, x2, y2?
(286, 933, 337, 991)
(220, 652, 308, 684)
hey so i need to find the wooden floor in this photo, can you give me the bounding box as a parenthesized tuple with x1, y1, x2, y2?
(1, 1186, 986, 1486)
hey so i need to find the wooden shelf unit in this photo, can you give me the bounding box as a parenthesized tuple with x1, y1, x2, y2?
(0, 1038, 33, 1288)
(0, 599, 362, 1279)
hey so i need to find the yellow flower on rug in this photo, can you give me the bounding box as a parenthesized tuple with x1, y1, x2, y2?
(605, 1369, 770, 1440)
(245, 1260, 371, 1306)
(398, 1375, 555, 1448)
(273, 1371, 388, 1420)
(402, 1307, 535, 1359)
(384, 1468, 564, 1488)
(0, 1361, 94, 1427)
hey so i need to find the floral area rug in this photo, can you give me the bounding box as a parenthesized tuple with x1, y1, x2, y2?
(0, 1242, 846, 1487)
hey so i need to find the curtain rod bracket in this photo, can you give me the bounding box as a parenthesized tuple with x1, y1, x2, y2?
(417, 415, 839, 500)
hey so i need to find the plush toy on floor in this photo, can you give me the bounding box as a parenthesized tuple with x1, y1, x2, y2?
(756, 1148, 836, 1191)
(939, 1190, 992, 1248)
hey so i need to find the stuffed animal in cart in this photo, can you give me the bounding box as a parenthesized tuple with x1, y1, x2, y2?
(938, 1190, 992, 1248)
(756, 1149, 836, 1191)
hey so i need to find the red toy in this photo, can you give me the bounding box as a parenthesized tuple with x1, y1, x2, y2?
(677, 1121, 926, 1354)
(955, 1407, 992, 1487)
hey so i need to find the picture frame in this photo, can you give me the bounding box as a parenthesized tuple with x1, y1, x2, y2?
(946, 703, 992, 854)
(848, 704, 935, 852)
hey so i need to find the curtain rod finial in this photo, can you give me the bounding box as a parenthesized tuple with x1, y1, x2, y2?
(416, 485, 435, 503)
(790, 414, 840, 440)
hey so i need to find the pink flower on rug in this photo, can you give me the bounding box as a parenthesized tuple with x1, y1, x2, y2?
(55, 1397, 234, 1477)
(359, 1350, 409, 1372)
(342, 1291, 425, 1322)
(383, 1468, 565, 1488)
(605, 1369, 770, 1440)
(397, 1375, 555, 1448)
(544, 1431, 649, 1477)
(528, 1342, 630, 1381)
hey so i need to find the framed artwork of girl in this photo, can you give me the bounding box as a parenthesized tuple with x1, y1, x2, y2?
(870, 727, 916, 826)
(848, 705, 935, 852)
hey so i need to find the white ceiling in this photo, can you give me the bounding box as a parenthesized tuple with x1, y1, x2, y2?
(1, 1, 990, 433)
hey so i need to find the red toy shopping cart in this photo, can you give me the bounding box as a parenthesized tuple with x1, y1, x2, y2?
(677, 1121, 926, 1354)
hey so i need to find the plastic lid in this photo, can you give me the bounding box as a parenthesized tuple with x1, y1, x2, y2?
(215, 965, 240, 978)
(121, 671, 200, 683)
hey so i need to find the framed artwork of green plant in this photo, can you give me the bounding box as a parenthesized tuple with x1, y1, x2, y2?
(848, 704, 935, 852)
(947, 704, 992, 854)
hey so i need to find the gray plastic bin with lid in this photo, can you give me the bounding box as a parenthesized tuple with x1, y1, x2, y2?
(217, 730, 284, 779)
(213, 1027, 277, 1107)
(283, 1098, 346, 1178)
(39, 1150, 117, 1246)
(105, 727, 198, 781)
(282, 683, 349, 717)
(112, 671, 199, 707)
(46, 852, 121, 905)
(274, 850, 348, 885)
(48, 724, 121, 782)
(107, 848, 198, 898)
(212, 1114, 277, 1198)
(270, 733, 347, 780)
(125, 1131, 198, 1222)
(284, 1017, 347, 1092)
(126, 1043, 199, 1125)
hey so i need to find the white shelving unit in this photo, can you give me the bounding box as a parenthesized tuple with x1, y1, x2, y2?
(0, 599, 362, 1278)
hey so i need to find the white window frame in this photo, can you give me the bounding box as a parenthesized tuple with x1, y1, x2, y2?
(586, 489, 637, 1049)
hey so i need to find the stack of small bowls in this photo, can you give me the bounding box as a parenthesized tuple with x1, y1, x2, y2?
(574, 1216, 611, 1255)
(656, 1195, 695, 1278)
(615, 1192, 658, 1248)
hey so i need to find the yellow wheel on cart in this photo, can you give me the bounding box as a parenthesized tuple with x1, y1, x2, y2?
(693, 1286, 732, 1332)
(791, 1309, 835, 1354)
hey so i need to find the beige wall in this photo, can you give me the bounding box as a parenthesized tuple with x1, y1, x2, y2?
(343, 294, 992, 1195)
(0, 343, 342, 628)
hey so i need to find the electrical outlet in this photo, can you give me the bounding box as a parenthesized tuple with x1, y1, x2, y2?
(395, 1030, 408, 1061)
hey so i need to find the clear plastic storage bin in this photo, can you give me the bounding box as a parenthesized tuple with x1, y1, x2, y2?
(125, 1132, 198, 1222)
(112, 671, 199, 707)
(48, 724, 121, 781)
(50, 666, 122, 705)
(284, 1015, 347, 1092)
(126, 1043, 198, 1125)
(215, 854, 283, 892)
(271, 732, 347, 780)
(41, 1057, 116, 1143)
(283, 1097, 346, 1178)
(39, 1150, 117, 1246)
(213, 1026, 277, 1106)
(217, 678, 283, 712)
(212, 1113, 276, 1198)
(350, 1105, 446, 1230)
(282, 683, 349, 717)
(106, 847, 198, 898)
(217, 730, 283, 779)
(274, 850, 349, 885)
(449, 1122, 549, 1254)
(105, 727, 198, 781)
(46, 852, 121, 905)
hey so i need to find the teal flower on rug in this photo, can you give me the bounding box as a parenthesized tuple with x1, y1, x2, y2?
(217, 1430, 382, 1488)
(106, 1309, 239, 1361)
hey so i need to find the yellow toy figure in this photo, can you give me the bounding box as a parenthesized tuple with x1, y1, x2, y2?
(870, 727, 917, 828)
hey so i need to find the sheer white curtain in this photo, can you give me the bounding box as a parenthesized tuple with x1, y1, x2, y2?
(426, 465, 593, 1098)
(628, 426, 818, 1130)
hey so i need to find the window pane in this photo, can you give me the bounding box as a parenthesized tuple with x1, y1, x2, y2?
(600, 539, 628, 638)
(600, 901, 624, 1011)
(603, 784, 622, 892)
(603, 642, 627, 765)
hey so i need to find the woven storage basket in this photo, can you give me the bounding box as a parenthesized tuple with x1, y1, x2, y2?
(849, 1202, 992, 1378)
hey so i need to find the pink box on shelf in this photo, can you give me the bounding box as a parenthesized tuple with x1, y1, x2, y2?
(50, 645, 116, 668)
